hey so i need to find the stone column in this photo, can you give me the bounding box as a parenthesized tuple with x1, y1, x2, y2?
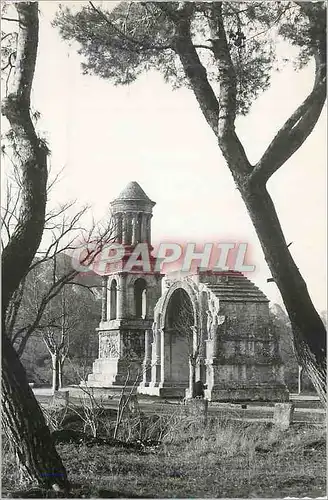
(199, 324, 206, 382)
(146, 214, 151, 243)
(160, 328, 171, 384)
(101, 277, 108, 321)
(117, 274, 127, 319)
(132, 213, 138, 246)
(126, 213, 132, 245)
(136, 213, 142, 242)
(143, 329, 153, 386)
(140, 214, 147, 242)
(152, 328, 161, 385)
(122, 215, 128, 245)
(117, 214, 123, 243)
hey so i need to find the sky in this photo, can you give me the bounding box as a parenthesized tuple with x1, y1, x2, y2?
(2, 1, 327, 313)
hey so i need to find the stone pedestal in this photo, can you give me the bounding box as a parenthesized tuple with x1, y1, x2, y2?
(52, 390, 69, 407)
(87, 318, 151, 387)
(184, 399, 208, 426)
(273, 402, 295, 430)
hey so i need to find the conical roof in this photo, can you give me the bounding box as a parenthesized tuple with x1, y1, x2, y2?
(111, 181, 155, 212)
(117, 181, 153, 202)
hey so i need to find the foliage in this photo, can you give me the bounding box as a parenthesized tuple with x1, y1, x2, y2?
(53, 1, 323, 116)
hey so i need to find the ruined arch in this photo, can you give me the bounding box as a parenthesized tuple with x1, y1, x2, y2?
(157, 280, 199, 329)
(154, 280, 202, 390)
(166, 288, 193, 330)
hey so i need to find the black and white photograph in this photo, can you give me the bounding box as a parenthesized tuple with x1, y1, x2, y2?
(1, 1, 326, 498)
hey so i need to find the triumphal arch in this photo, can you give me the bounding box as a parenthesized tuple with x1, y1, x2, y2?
(87, 181, 288, 402)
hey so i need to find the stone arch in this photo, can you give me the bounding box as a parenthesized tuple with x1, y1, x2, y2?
(157, 279, 200, 331)
(155, 280, 201, 390)
(165, 288, 194, 331)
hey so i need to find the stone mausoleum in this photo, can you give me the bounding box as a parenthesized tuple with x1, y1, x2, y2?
(87, 182, 288, 402)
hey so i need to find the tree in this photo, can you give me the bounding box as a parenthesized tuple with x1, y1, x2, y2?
(3, 197, 107, 360)
(42, 291, 71, 392)
(271, 303, 315, 394)
(41, 281, 101, 392)
(1, 167, 111, 383)
(15, 270, 101, 388)
(55, 1, 327, 405)
(1, 2, 69, 492)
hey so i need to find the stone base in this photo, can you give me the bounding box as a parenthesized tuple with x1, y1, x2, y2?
(138, 383, 187, 398)
(273, 402, 295, 429)
(51, 390, 69, 407)
(205, 384, 289, 402)
(79, 382, 138, 398)
(87, 358, 142, 387)
(184, 399, 208, 425)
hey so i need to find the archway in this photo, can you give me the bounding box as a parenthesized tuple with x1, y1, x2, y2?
(109, 279, 117, 320)
(164, 288, 194, 387)
(134, 278, 147, 319)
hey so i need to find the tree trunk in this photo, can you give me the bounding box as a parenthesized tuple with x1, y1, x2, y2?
(58, 357, 65, 389)
(1, 6, 48, 312)
(298, 365, 304, 395)
(239, 182, 326, 406)
(51, 352, 60, 393)
(2, 333, 69, 492)
(1, 3, 69, 490)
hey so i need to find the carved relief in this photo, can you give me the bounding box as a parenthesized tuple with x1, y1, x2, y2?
(122, 331, 145, 359)
(99, 333, 120, 358)
(206, 294, 225, 339)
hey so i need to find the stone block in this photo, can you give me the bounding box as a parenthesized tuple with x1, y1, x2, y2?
(273, 402, 294, 430)
(184, 398, 208, 426)
(52, 390, 69, 407)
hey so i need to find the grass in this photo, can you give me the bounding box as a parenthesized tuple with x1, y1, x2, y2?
(2, 407, 326, 498)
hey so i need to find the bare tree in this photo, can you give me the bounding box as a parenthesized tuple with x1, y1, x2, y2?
(42, 292, 70, 392)
(1, 164, 115, 361)
(4, 201, 112, 359)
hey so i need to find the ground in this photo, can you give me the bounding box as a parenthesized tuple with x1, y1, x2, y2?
(2, 412, 326, 498)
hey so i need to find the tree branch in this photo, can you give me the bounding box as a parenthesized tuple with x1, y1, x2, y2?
(249, 2, 326, 186)
(1, 51, 16, 71)
(160, 4, 220, 135)
(2, 17, 22, 24)
(207, 2, 252, 180)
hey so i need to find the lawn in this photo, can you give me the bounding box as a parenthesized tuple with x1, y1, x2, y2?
(2, 409, 326, 498)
